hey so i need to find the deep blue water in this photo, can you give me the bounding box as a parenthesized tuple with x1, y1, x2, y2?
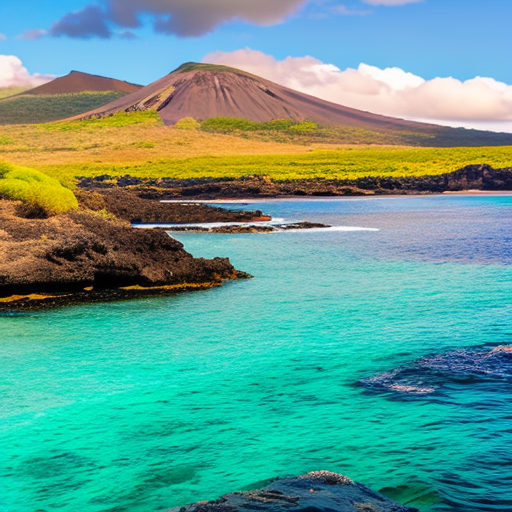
(1, 195, 511, 512)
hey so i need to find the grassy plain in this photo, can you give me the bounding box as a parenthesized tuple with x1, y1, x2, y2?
(0, 113, 510, 184)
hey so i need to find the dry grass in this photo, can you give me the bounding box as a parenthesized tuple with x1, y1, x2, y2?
(0, 122, 313, 169)
(0, 117, 510, 183)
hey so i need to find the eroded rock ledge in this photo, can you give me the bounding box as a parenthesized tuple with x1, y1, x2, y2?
(168, 471, 418, 512)
(0, 199, 250, 311)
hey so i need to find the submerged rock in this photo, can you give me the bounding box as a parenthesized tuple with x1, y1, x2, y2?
(167, 471, 418, 512)
(360, 344, 512, 397)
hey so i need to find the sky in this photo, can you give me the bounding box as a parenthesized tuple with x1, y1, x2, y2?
(1, 0, 511, 131)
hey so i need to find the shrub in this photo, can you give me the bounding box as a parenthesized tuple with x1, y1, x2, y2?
(175, 117, 201, 130)
(289, 121, 318, 133)
(201, 117, 260, 133)
(43, 110, 163, 132)
(0, 162, 78, 215)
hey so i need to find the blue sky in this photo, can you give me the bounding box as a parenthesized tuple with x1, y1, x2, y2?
(1, 0, 511, 130)
(1, 0, 511, 84)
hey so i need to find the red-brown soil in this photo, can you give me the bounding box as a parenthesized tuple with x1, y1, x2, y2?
(23, 71, 142, 95)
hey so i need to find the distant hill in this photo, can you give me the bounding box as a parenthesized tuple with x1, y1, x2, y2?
(0, 71, 143, 125)
(23, 71, 142, 96)
(76, 62, 512, 147)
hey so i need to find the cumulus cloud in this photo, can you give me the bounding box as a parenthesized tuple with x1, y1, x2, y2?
(50, 5, 112, 39)
(48, 0, 308, 38)
(203, 49, 512, 132)
(0, 55, 55, 88)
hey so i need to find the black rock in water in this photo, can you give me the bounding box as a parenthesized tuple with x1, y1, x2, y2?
(167, 471, 418, 512)
(360, 344, 512, 397)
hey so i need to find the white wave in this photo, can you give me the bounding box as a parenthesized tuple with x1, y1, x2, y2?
(275, 226, 380, 233)
(134, 222, 379, 232)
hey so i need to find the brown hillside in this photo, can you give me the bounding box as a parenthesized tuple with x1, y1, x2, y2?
(77, 62, 437, 132)
(24, 71, 142, 95)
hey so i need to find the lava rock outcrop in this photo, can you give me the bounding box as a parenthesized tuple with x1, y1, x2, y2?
(167, 471, 418, 512)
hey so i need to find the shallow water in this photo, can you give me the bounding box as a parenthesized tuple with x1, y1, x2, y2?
(1, 195, 511, 512)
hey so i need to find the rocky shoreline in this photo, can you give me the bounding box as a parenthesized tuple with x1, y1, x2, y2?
(150, 221, 330, 234)
(78, 164, 512, 199)
(167, 471, 419, 512)
(0, 184, 337, 310)
(0, 197, 253, 311)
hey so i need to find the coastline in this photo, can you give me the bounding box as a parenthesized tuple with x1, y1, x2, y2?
(0, 276, 250, 312)
(78, 164, 512, 200)
(0, 196, 254, 311)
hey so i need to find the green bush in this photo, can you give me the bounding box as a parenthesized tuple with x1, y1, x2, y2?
(44, 110, 162, 132)
(201, 117, 260, 133)
(200, 117, 319, 135)
(0, 162, 78, 215)
(289, 121, 318, 133)
(175, 117, 201, 130)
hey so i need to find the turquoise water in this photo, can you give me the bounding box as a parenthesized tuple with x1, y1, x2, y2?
(1, 195, 511, 512)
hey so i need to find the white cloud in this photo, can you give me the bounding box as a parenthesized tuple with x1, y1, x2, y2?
(0, 55, 55, 88)
(203, 49, 512, 132)
(0, 34, 7, 41)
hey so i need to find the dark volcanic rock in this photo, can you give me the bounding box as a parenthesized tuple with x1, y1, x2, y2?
(77, 165, 512, 199)
(360, 344, 512, 397)
(0, 199, 247, 309)
(168, 221, 330, 234)
(76, 188, 265, 224)
(167, 471, 418, 512)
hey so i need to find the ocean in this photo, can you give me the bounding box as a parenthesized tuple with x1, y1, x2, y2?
(1, 195, 511, 512)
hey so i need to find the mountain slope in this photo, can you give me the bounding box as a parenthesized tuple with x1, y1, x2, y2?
(23, 71, 142, 95)
(0, 71, 143, 125)
(79, 63, 429, 132)
(75, 63, 512, 147)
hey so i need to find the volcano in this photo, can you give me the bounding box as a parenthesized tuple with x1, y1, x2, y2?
(77, 63, 431, 131)
(24, 71, 142, 96)
(72, 63, 512, 146)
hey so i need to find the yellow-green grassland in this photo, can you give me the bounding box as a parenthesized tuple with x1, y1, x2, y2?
(0, 112, 510, 185)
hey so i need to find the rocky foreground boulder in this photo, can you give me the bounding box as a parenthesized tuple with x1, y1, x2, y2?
(168, 471, 418, 512)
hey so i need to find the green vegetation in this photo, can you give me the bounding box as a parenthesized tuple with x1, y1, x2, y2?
(175, 117, 201, 130)
(201, 117, 318, 134)
(0, 91, 127, 125)
(175, 62, 251, 76)
(0, 162, 78, 214)
(38, 146, 511, 183)
(198, 117, 512, 148)
(43, 110, 163, 131)
(0, 87, 29, 99)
